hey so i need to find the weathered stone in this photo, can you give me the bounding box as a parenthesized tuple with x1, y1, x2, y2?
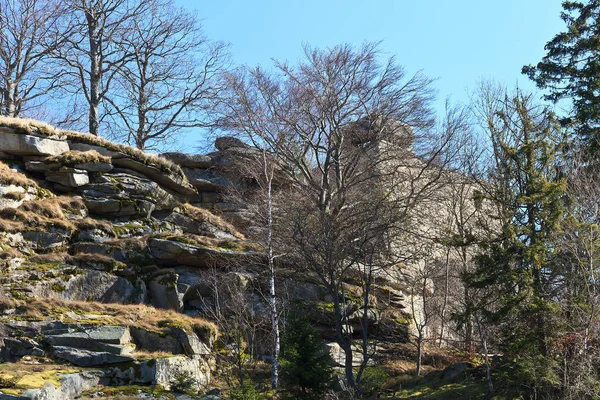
(111, 157, 197, 197)
(198, 395, 221, 400)
(45, 168, 89, 187)
(169, 326, 211, 356)
(46, 326, 132, 348)
(29, 271, 146, 304)
(201, 191, 221, 204)
(182, 168, 231, 192)
(103, 360, 156, 386)
(0, 337, 44, 360)
(53, 345, 135, 366)
(96, 172, 181, 211)
(149, 272, 182, 311)
(348, 308, 380, 325)
(22, 231, 70, 250)
(154, 356, 210, 389)
(84, 197, 154, 217)
(0, 151, 18, 160)
(214, 136, 247, 151)
(58, 371, 104, 399)
(74, 161, 113, 172)
(24, 160, 60, 172)
(76, 228, 113, 243)
(156, 210, 237, 240)
(0, 130, 69, 156)
(14, 371, 104, 400)
(148, 238, 239, 267)
(162, 152, 213, 168)
(69, 242, 149, 265)
(130, 327, 184, 355)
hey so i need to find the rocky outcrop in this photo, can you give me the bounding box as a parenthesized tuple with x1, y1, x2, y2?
(0, 296, 216, 397)
(0, 118, 431, 396)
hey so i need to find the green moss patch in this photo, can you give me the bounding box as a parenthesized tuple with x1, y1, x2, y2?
(0, 361, 81, 396)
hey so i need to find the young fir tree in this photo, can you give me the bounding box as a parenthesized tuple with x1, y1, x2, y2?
(280, 313, 333, 399)
(467, 88, 568, 395)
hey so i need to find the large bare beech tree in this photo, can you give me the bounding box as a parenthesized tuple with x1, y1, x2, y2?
(53, 0, 145, 135)
(106, 0, 228, 150)
(0, 0, 66, 117)
(218, 42, 462, 390)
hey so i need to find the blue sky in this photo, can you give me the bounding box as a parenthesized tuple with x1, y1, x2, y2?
(174, 0, 566, 152)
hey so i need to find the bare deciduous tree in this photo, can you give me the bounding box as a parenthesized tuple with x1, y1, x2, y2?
(107, 0, 228, 150)
(0, 0, 66, 117)
(217, 42, 466, 390)
(53, 0, 145, 135)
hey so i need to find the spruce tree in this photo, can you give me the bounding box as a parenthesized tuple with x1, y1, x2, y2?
(280, 313, 333, 399)
(467, 87, 568, 394)
(523, 0, 600, 156)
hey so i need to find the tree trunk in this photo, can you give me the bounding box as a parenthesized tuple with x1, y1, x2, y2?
(4, 80, 16, 117)
(356, 267, 373, 385)
(264, 153, 280, 389)
(416, 334, 423, 376)
(333, 290, 356, 389)
(476, 315, 494, 397)
(86, 10, 100, 136)
(464, 285, 474, 352)
(439, 249, 450, 347)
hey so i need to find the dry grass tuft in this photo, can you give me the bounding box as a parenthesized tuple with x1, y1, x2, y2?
(0, 116, 58, 137)
(0, 247, 24, 260)
(20, 199, 65, 219)
(192, 234, 261, 253)
(72, 218, 115, 235)
(0, 206, 75, 233)
(69, 253, 124, 269)
(0, 162, 37, 188)
(3, 192, 25, 201)
(16, 196, 86, 224)
(45, 150, 111, 166)
(51, 196, 87, 215)
(62, 131, 183, 175)
(177, 203, 244, 239)
(0, 297, 217, 338)
(27, 253, 68, 265)
(25, 252, 124, 270)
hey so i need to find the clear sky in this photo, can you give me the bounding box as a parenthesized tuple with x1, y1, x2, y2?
(173, 0, 566, 152)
